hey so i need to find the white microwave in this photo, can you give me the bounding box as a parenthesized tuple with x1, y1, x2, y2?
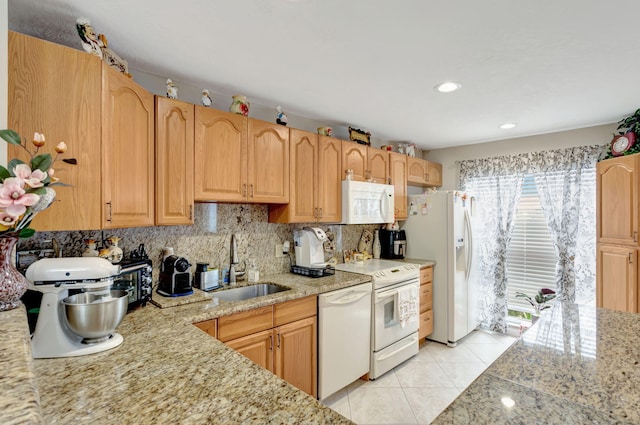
(341, 180, 395, 224)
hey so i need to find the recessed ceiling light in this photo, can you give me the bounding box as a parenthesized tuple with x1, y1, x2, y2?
(500, 122, 517, 129)
(434, 82, 462, 93)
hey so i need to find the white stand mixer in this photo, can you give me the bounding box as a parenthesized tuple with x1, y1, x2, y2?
(26, 257, 125, 359)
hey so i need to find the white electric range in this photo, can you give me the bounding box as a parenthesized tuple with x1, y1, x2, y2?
(335, 259, 420, 379)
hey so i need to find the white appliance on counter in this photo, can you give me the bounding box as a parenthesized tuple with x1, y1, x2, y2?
(341, 180, 395, 224)
(402, 191, 481, 346)
(335, 260, 420, 379)
(293, 227, 327, 268)
(318, 282, 372, 400)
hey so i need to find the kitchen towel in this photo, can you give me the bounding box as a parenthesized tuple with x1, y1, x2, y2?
(398, 285, 419, 328)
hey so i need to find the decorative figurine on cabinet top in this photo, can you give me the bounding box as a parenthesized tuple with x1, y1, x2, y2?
(317, 127, 333, 136)
(75, 17, 129, 76)
(276, 106, 288, 126)
(229, 95, 250, 116)
(201, 89, 213, 107)
(166, 79, 178, 99)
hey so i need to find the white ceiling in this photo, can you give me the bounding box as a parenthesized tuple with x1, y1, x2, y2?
(7, 0, 640, 150)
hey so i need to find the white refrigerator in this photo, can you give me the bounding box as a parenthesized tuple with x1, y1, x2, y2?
(401, 191, 481, 346)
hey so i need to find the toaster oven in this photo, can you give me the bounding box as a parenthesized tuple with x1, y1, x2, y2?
(111, 258, 153, 310)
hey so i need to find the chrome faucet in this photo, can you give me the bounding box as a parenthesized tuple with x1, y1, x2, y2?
(229, 234, 239, 284)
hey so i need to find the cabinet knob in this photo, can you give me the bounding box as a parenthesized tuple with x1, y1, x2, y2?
(250, 184, 254, 198)
(319, 207, 323, 218)
(189, 204, 193, 221)
(243, 184, 247, 198)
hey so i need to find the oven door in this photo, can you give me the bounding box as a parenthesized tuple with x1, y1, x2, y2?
(373, 278, 420, 351)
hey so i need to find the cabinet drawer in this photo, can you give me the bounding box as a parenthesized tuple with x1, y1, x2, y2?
(419, 310, 433, 340)
(217, 306, 273, 342)
(420, 266, 433, 283)
(274, 296, 317, 326)
(419, 283, 432, 312)
(194, 318, 217, 338)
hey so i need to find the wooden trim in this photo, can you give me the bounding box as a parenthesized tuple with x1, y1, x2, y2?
(274, 296, 317, 327)
(217, 306, 273, 342)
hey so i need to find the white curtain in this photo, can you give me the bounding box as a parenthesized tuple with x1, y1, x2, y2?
(532, 146, 602, 303)
(458, 145, 604, 332)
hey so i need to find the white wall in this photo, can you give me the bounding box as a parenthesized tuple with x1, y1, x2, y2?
(425, 123, 617, 189)
(1, 2, 7, 166)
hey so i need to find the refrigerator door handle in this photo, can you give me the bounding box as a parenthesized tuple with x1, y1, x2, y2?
(464, 209, 473, 283)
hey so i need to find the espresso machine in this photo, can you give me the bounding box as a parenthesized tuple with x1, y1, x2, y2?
(25, 257, 127, 359)
(294, 227, 327, 269)
(158, 254, 193, 296)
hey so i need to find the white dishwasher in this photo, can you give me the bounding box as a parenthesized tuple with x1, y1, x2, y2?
(318, 281, 372, 400)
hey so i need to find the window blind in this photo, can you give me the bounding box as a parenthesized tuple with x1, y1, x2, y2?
(506, 174, 558, 313)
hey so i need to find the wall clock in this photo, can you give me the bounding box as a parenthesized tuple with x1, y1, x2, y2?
(611, 132, 637, 156)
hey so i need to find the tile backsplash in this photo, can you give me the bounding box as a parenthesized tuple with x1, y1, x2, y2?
(17, 203, 380, 282)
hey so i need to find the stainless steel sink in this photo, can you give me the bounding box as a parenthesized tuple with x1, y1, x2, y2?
(211, 283, 290, 301)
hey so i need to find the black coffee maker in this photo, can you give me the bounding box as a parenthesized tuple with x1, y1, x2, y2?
(379, 229, 407, 259)
(157, 255, 193, 297)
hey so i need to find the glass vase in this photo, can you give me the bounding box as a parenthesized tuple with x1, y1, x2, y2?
(0, 236, 29, 311)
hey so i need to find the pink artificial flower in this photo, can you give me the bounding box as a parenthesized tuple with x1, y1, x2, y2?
(0, 177, 40, 216)
(0, 211, 19, 228)
(13, 163, 47, 188)
(55, 142, 67, 154)
(48, 168, 59, 183)
(32, 132, 45, 147)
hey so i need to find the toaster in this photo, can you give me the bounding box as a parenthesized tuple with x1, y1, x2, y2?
(157, 255, 193, 297)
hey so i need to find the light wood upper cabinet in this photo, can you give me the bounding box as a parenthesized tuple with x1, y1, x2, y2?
(8, 31, 102, 231)
(102, 64, 155, 228)
(597, 155, 639, 245)
(407, 157, 442, 187)
(407, 157, 429, 185)
(194, 107, 248, 202)
(597, 245, 637, 313)
(155, 97, 194, 225)
(342, 141, 368, 181)
(247, 119, 289, 203)
(194, 114, 288, 203)
(317, 136, 342, 222)
(269, 132, 341, 223)
(389, 152, 408, 220)
(426, 161, 443, 187)
(368, 148, 389, 183)
(341, 141, 389, 183)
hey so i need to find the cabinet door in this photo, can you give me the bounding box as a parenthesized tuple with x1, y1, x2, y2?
(194, 107, 248, 202)
(368, 148, 389, 184)
(426, 161, 443, 187)
(342, 141, 367, 181)
(289, 129, 317, 222)
(597, 156, 638, 245)
(226, 329, 274, 373)
(102, 65, 155, 228)
(407, 157, 429, 185)
(596, 244, 637, 312)
(317, 136, 342, 223)
(274, 316, 317, 397)
(194, 319, 217, 338)
(247, 119, 289, 203)
(155, 97, 194, 225)
(8, 32, 102, 231)
(418, 310, 434, 340)
(389, 152, 408, 220)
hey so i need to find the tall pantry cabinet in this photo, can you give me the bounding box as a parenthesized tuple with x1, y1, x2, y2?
(596, 154, 640, 312)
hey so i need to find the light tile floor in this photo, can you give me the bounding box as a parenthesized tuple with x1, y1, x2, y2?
(322, 329, 517, 425)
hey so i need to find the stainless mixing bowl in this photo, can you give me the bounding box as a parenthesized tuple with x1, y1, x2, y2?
(62, 290, 128, 343)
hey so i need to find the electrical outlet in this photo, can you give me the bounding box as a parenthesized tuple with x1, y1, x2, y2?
(283, 241, 290, 253)
(275, 243, 285, 258)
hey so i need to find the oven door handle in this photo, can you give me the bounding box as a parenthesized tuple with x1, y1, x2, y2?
(377, 335, 419, 361)
(375, 289, 399, 303)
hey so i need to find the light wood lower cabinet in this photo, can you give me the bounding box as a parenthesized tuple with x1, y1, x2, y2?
(204, 296, 318, 397)
(419, 266, 434, 339)
(194, 318, 217, 339)
(389, 152, 408, 220)
(596, 244, 638, 313)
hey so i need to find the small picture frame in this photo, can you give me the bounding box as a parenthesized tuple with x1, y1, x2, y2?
(348, 127, 371, 146)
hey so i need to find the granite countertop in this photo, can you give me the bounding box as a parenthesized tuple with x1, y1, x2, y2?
(2, 270, 370, 425)
(432, 303, 640, 424)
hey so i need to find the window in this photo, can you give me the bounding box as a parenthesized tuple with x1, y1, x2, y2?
(507, 175, 558, 313)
